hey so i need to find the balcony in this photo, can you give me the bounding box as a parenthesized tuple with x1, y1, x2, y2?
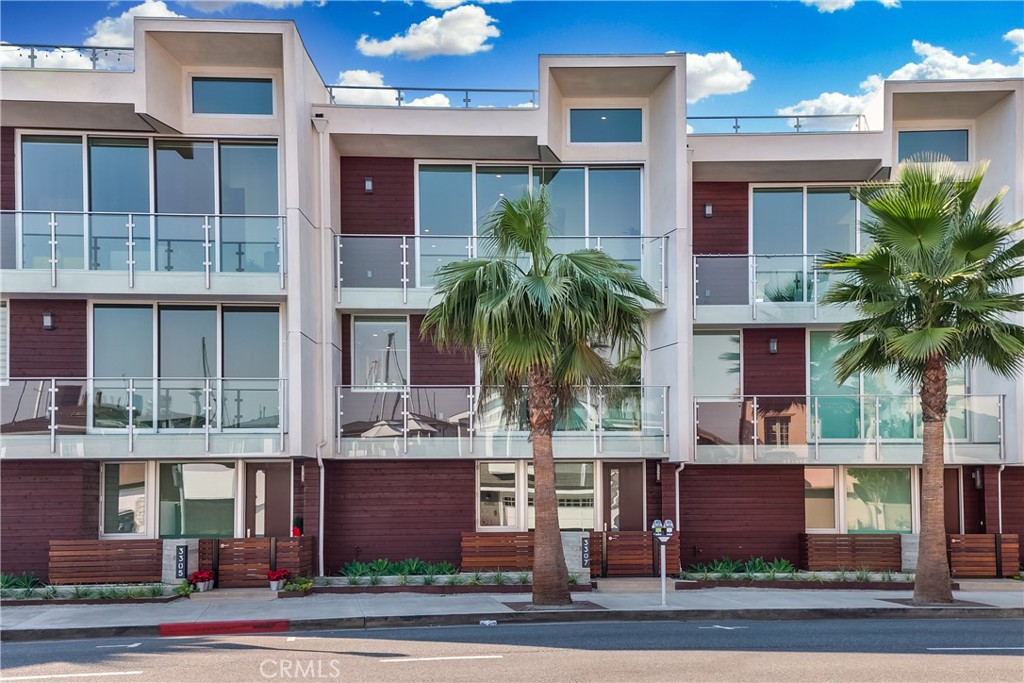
(336, 385, 668, 459)
(336, 234, 668, 309)
(687, 114, 871, 135)
(694, 394, 1004, 465)
(0, 377, 285, 459)
(694, 253, 855, 324)
(327, 84, 539, 109)
(1, 211, 286, 296)
(0, 44, 134, 71)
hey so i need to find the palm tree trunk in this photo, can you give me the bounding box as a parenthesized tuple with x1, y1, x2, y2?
(914, 354, 953, 604)
(528, 365, 572, 606)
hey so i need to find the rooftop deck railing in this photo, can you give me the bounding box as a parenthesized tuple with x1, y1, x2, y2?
(0, 44, 134, 71)
(0, 377, 286, 456)
(688, 114, 870, 134)
(336, 384, 668, 458)
(327, 84, 539, 109)
(695, 393, 1004, 465)
(337, 233, 668, 304)
(1, 210, 286, 289)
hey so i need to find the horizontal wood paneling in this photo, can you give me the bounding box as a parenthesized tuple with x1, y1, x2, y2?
(48, 540, 163, 584)
(679, 465, 805, 567)
(323, 460, 476, 572)
(743, 328, 806, 397)
(340, 157, 414, 235)
(947, 534, 1019, 578)
(692, 182, 748, 254)
(995, 467, 1024, 564)
(8, 299, 88, 378)
(1, 461, 100, 579)
(1, 127, 14, 211)
(800, 534, 902, 571)
(461, 532, 534, 570)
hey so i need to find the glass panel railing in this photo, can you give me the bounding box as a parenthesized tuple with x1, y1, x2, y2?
(337, 235, 407, 288)
(418, 236, 472, 287)
(154, 216, 207, 272)
(91, 379, 154, 429)
(221, 379, 281, 429)
(696, 394, 1004, 464)
(695, 255, 749, 305)
(156, 379, 213, 429)
(755, 255, 807, 303)
(220, 217, 281, 274)
(0, 379, 55, 434)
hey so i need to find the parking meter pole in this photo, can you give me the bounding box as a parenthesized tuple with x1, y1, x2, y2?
(660, 542, 667, 606)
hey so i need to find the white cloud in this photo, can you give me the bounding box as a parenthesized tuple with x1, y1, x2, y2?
(686, 51, 754, 104)
(180, 1, 312, 11)
(779, 35, 1024, 118)
(423, 0, 511, 8)
(801, 0, 900, 12)
(0, 42, 95, 68)
(356, 4, 500, 59)
(85, 0, 182, 47)
(331, 69, 452, 107)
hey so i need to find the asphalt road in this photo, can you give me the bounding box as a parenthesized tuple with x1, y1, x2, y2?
(1, 619, 1022, 682)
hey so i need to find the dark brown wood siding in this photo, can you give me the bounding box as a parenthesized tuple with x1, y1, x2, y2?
(8, 299, 88, 378)
(322, 460, 476, 571)
(340, 314, 474, 386)
(292, 459, 320, 541)
(742, 327, 806, 397)
(961, 466, 985, 534)
(1, 127, 14, 210)
(340, 157, 414, 235)
(994, 466, 1024, 564)
(692, 182, 748, 254)
(678, 465, 805, 567)
(0, 461, 100, 579)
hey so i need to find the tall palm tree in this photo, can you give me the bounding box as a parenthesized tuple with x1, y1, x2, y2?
(422, 190, 661, 605)
(821, 156, 1024, 604)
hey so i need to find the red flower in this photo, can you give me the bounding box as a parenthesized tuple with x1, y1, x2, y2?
(189, 570, 215, 584)
(267, 569, 290, 581)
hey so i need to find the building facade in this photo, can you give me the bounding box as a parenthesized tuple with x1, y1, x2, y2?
(1, 18, 1021, 580)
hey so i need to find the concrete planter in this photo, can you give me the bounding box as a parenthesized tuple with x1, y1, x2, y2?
(674, 579, 959, 590)
(313, 584, 593, 595)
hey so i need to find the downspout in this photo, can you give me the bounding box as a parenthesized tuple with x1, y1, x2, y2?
(674, 463, 685, 537)
(312, 113, 330, 577)
(997, 465, 1005, 533)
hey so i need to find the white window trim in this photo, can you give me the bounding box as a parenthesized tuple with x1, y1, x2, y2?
(805, 465, 919, 534)
(475, 459, 524, 532)
(98, 460, 157, 539)
(188, 73, 278, 118)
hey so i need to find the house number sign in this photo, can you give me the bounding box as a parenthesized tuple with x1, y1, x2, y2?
(175, 544, 188, 579)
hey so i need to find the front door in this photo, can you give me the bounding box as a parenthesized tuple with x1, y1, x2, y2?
(245, 462, 291, 538)
(943, 468, 961, 535)
(603, 462, 644, 531)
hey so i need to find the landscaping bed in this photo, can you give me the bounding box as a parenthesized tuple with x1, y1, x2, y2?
(0, 575, 177, 606)
(675, 579, 949, 591)
(310, 583, 592, 596)
(1, 594, 180, 606)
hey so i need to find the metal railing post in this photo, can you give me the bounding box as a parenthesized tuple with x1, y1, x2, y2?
(468, 385, 476, 455)
(126, 379, 137, 453)
(692, 255, 698, 320)
(998, 395, 1005, 461)
(659, 235, 667, 304)
(874, 395, 882, 461)
(48, 211, 57, 287)
(750, 255, 758, 320)
(202, 215, 212, 289)
(812, 266, 819, 319)
(28, 46, 37, 68)
(463, 90, 471, 108)
(126, 214, 136, 288)
(278, 218, 285, 290)
(278, 378, 286, 447)
(813, 396, 820, 461)
(89, 48, 99, 69)
(47, 379, 58, 453)
(336, 235, 343, 304)
(203, 378, 213, 453)
(691, 397, 697, 461)
(401, 389, 409, 454)
(751, 396, 759, 462)
(335, 386, 343, 453)
(401, 235, 409, 304)
(596, 387, 604, 455)
(662, 386, 669, 454)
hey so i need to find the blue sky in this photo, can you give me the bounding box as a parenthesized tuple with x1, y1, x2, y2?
(1, 1, 1021, 116)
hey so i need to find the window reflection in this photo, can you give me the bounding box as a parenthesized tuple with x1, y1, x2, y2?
(159, 462, 236, 538)
(103, 463, 147, 534)
(353, 317, 408, 386)
(478, 462, 517, 527)
(527, 461, 595, 531)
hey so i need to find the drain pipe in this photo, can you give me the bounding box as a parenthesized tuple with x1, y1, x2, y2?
(674, 462, 685, 538)
(997, 465, 1005, 533)
(312, 113, 330, 577)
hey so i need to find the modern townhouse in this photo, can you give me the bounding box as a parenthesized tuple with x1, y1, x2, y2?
(0, 18, 1020, 585)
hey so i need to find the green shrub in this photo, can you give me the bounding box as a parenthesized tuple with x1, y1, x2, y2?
(71, 586, 95, 600)
(42, 586, 58, 600)
(286, 577, 314, 592)
(397, 573, 410, 587)
(340, 561, 370, 578)
(490, 570, 507, 585)
(880, 570, 893, 583)
(395, 558, 427, 576)
(767, 558, 795, 574)
(466, 571, 484, 586)
(568, 572, 581, 585)
(856, 567, 872, 582)
(175, 580, 195, 597)
(445, 573, 463, 586)
(146, 584, 166, 598)
(744, 557, 769, 574)
(420, 573, 437, 586)
(517, 572, 531, 585)
(368, 574, 382, 586)
(346, 575, 365, 586)
(368, 558, 392, 575)
(711, 557, 742, 579)
(835, 569, 849, 582)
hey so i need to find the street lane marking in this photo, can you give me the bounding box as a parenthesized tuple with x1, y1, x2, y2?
(926, 647, 1024, 651)
(698, 625, 748, 630)
(97, 643, 141, 649)
(379, 655, 504, 663)
(1, 672, 143, 681)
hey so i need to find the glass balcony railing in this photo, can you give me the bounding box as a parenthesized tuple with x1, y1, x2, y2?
(694, 253, 850, 319)
(0, 377, 285, 457)
(0, 44, 134, 71)
(1, 211, 286, 288)
(337, 234, 668, 304)
(694, 394, 1004, 465)
(336, 384, 668, 458)
(327, 84, 539, 109)
(687, 114, 870, 134)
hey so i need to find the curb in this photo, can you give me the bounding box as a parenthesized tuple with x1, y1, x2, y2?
(2, 606, 1022, 642)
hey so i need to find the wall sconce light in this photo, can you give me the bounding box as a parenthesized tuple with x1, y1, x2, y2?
(704, 202, 713, 218)
(972, 468, 983, 490)
(364, 177, 374, 194)
(768, 337, 778, 354)
(41, 311, 55, 330)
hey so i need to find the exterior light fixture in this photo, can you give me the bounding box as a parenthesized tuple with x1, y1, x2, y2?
(768, 337, 778, 354)
(704, 202, 713, 218)
(364, 177, 373, 194)
(41, 311, 55, 330)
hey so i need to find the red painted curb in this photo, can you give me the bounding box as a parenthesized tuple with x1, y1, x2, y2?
(159, 619, 290, 637)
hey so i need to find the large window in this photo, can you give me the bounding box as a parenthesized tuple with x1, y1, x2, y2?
(897, 130, 968, 162)
(569, 108, 642, 143)
(804, 467, 836, 530)
(692, 332, 741, 397)
(89, 138, 151, 271)
(527, 461, 595, 531)
(846, 467, 912, 534)
(352, 317, 408, 386)
(192, 77, 273, 115)
(477, 460, 596, 531)
(103, 463, 147, 535)
(158, 462, 236, 538)
(478, 461, 518, 528)
(20, 136, 84, 270)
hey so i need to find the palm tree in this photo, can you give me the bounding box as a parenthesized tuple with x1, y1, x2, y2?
(821, 156, 1024, 604)
(422, 190, 661, 605)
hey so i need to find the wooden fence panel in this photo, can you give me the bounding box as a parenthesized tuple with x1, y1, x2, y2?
(48, 540, 163, 584)
(460, 532, 534, 570)
(948, 534, 1020, 578)
(276, 537, 316, 578)
(218, 538, 271, 587)
(800, 534, 902, 571)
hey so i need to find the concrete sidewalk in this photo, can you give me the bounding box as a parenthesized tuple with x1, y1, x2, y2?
(2, 582, 1021, 642)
